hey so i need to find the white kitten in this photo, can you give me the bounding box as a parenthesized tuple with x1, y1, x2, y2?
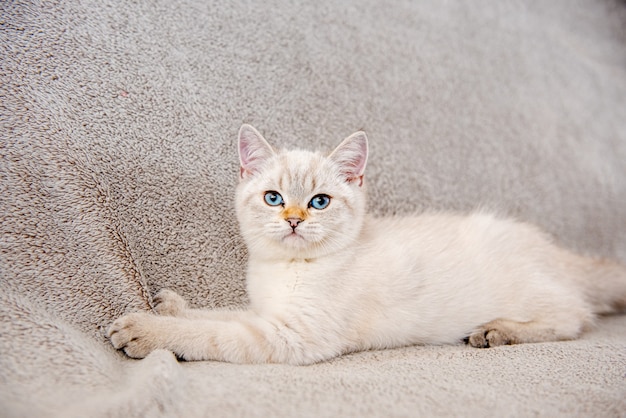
(108, 125, 626, 365)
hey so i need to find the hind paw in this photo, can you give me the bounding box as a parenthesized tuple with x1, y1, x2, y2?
(467, 327, 512, 348)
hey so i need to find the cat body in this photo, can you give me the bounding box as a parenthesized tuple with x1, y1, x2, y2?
(108, 125, 626, 365)
(243, 213, 600, 363)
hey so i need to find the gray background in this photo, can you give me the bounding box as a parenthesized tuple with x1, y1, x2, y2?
(1, 0, 625, 416)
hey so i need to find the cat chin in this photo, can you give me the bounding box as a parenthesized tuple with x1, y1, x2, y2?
(282, 232, 306, 243)
(255, 236, 338, 260)
(278, 233, 316, 252)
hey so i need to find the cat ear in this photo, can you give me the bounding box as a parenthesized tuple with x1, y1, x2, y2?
(329, 131, 368, 186)
(238, 124, 275, 179)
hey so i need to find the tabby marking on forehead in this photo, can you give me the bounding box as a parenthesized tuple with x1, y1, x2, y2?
(308, 174, 317, 194)
(277, 154, 323, 197)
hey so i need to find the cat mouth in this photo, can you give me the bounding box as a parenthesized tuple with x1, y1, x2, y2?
(283, 230, 306, 243)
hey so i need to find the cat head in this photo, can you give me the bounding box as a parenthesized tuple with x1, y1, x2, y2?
(235, 124, 368, 260)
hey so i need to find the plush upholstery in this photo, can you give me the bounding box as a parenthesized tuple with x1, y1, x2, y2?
(1, 0, 625, 416)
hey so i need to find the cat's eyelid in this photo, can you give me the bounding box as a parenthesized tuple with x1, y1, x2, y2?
(311, 193, 333, 200)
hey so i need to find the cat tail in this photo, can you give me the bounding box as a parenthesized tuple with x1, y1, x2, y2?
(570, 254, 626, 315)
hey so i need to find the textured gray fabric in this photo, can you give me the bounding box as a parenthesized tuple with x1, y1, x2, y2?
(1, 0, 625, 416)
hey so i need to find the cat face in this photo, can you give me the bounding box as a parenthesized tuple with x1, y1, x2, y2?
(235, 125, 368, 260)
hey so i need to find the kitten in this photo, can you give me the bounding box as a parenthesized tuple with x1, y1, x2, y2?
(108, 124, 626, 365)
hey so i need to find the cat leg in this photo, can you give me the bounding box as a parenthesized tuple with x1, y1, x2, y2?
(152, 289, 243, 321)
(467, 318, 584, 348)
(108, 311, 326, 364)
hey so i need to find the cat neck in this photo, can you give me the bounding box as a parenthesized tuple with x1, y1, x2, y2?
(249, 252, 348, 266)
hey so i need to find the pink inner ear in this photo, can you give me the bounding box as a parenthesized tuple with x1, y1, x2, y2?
(344, 173, 364, 187)
(239, 139, 256, 169)
(331, 131, 369, 184)
(238, 139, 255, 178)
(238, 125, 274, 177)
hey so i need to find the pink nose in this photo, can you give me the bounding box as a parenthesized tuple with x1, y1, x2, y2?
(286, 218, 303, 229)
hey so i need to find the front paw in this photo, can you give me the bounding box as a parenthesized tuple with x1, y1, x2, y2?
(153, 289, 188, 316)
(108, 312, 161, 358)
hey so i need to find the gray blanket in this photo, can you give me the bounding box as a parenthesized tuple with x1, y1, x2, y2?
(2, 0, 625, 416)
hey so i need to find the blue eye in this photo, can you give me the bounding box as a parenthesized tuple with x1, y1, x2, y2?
(264, 191, 284, 206)
(309, 194, 331, 210)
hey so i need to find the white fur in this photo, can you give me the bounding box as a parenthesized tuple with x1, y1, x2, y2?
(108, 125, 626, 365)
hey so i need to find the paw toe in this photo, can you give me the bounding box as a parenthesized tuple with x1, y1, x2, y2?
(108, 324, 129, 350)
(468, 330, 490, 348)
